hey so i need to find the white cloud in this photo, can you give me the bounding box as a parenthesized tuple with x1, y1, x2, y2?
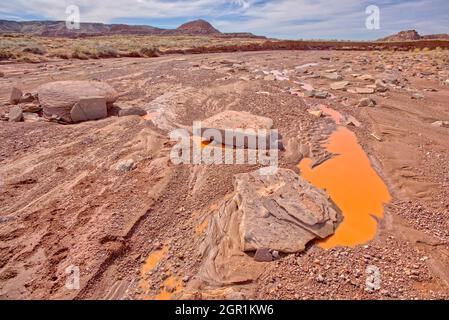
(0, 0, 448, 39)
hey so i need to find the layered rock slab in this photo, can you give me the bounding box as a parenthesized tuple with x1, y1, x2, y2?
(200, 110, 281, 149)
(234, 169, 341, 253)
(195, 168, 342, 288)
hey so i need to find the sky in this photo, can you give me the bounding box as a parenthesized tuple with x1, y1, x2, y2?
(0, 0, 448, 40)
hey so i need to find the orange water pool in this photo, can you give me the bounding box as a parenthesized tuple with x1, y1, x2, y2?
(299, 113, 391, 248)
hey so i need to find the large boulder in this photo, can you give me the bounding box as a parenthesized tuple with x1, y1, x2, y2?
(37, 81, 118, 123)
(233, 169, 341, 253)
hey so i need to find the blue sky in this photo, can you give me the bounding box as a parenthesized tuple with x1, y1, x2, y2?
(1, 0, 448, 40)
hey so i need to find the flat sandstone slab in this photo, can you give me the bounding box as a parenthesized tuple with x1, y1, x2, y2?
(202, 110, 273, 130)
(201, 110, 279, 148)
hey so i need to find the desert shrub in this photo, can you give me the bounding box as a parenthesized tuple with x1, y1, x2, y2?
(94, 45, 119, 58)
(17, 56, 41, 63)
(0, 49, 15, 60)
(422, 47, 430, 52)
(48, 50, 70, 59)
(72, 45, 91, 60)
(22, 44, 46, 55)
(139, 46, 161, 57)
(120, 50, 143, 57)
(48, 43, 64, 49)
(2, 34, 20, 38)
(0, 39, 15, 49)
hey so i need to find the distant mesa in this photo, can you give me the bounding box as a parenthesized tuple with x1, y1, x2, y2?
(176, 19, 220, 35)
(0, 18, 264, 39)
(380, 29, 449, 41)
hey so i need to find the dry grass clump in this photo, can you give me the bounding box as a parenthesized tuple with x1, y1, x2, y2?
(0, 34, 267, 62)
(139, 45, 161, 57)
(94, 45, 119, 58)
(0, 49, 15, 60)
(71, 45, 91, 60)
(47, 50, 70, 59)
(22, 43, 46, 55)
(0, 37, 48, 61)
(72, 43, 120, 59)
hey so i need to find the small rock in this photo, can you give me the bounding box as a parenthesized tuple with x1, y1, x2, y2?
(264, 74, 276, 81)
(10, 87, 23, 105)
(284, 138, 303, 163)
(23, 112, 43, 122)
(358, 97, 376, 107)
(375, 79, 388, 92)
(308, 90, 329, 99)
(296, 63, 318, 69)
(316, 274, 325, 283)
(19, 93, 35, 104)
(8, 106, 23, 122)
(342, 114, 361, 127)
(411, 93, 424, 100)
(254, 248, 273, 262)
(165, 284, 176, 293)
(21, 104, 42, 113)
(271, 250, 280, 260)
(370, 133, 382, 141)
(355, 87, 375, 94)
(308, 110, 323, 117)
(330, 81, 349, 90)
(300, 144, 310, 157)
(118, 107, 147, 117)
(116, 159, 136, 172)
(161, 272, 169, 281)
(358, 74, 374, 81)
(322, 73, 342, 81)
(431, 120, 449, 128)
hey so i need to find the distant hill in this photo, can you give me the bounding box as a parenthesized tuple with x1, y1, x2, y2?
(176, 19, 220, 35)
(0, 19, 264, 38)
(380, 29, 449, 41)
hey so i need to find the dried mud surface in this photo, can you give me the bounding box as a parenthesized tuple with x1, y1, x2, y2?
(0, 50, 448, 300)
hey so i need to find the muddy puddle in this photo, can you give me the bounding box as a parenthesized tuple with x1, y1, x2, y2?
(139, 245, 184, 300)
(299, 107, 391, 248)
(142, 112, 160, 121)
